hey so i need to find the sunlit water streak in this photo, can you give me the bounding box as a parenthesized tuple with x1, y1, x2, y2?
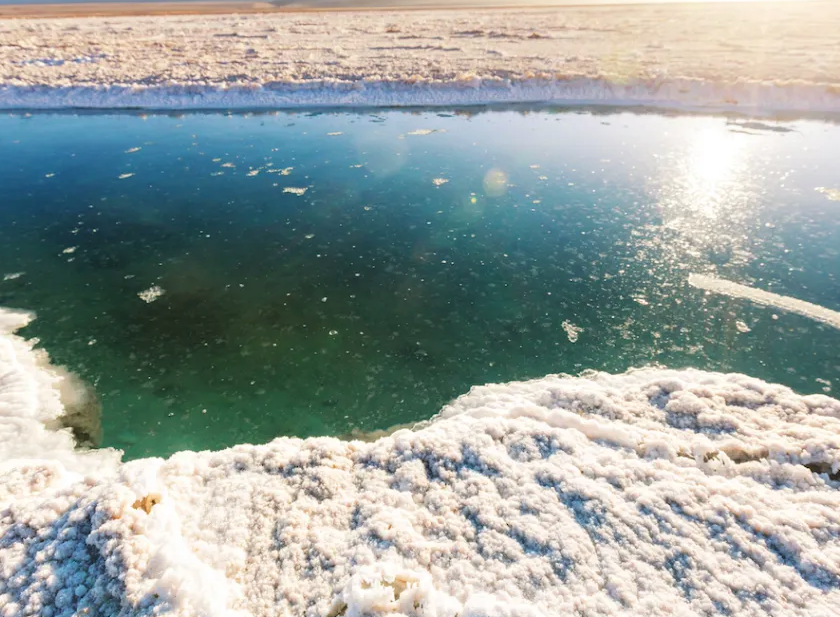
(1, 108, 838, 459)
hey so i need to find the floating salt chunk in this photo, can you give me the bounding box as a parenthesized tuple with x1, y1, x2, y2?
(62, 247, 77, 254)
(283, 187, 308, 195)
(407, 129, 444, 136)
(690, 273, 840, 330)
(305, 234, 315, 239)
(268, 167, 294, 175)
(736, 320, 751, 333)
(816, 187, 840, 201)
(432, 178, 449, 186)
(221, 162, 235, 168)
(247, 169, 260, 176)
(327, 132, 343, 136)
(562, 320, 583, 343)
(118, 173, 134, 179)
(125, 147, 141, 154)
(45, 173, 55, 178)
(3, 272, 23, 281)
(138, 285, 165, 303)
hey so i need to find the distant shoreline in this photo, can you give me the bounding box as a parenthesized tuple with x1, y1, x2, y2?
(0, 1, 279, 18)
(0, 0, 802, 20)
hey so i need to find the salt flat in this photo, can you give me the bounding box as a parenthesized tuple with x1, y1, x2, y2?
(1, 1, 839, 109)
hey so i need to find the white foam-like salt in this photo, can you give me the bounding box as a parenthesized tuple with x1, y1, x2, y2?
(2, 306, 840, 617)
(0, 308, 119, 478)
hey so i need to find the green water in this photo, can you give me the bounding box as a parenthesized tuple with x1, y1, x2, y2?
(1, 108, 839, 459)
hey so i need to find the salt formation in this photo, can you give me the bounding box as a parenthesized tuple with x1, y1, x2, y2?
(689, 273, 840, 331)
(0, 309, 112, 467)
(1, 306, 840, 617)
(138, 286, 166, 304)
(816, 187, 840, 202)
(1, 2, 839, 111)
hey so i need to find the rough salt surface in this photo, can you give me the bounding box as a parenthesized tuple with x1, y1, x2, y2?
(1, 307, 840, 617)
(1, 2, 840, 110)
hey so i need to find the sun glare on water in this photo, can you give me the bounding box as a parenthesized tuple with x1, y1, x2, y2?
(650, 122, 760, 275)
(681, 125, 751, 217)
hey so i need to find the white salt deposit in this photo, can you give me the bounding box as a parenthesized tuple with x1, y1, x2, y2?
(2, 305, 840, 617)
(138, 285, 165, 303)
(1, 2, 839, 111)
(0, 308, 119, 473)
(816, 187, 840, 202)
(561, 320, 582, 343)
(267, 167, 294, 176)
(689, 273, 840, 330)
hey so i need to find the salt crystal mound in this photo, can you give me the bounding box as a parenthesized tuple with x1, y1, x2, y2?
(2, 308, 840, 617)
(2, 2, 840, 112)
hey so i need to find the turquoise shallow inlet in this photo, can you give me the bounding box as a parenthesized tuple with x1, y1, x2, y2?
(1, 108, 839, 460)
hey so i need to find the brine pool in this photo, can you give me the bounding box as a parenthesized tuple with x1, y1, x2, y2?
(1, 108, 839, 460)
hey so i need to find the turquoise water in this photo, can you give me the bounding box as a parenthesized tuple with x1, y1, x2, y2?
(1, 108, 839, 459)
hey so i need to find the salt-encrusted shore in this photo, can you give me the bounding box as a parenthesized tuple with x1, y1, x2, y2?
(1, 1, 840, 111)
(2, 306, 840, 617)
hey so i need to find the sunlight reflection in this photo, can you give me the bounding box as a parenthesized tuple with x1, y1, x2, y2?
(653, 122, 759, 270)
(672, 124, 750, 219)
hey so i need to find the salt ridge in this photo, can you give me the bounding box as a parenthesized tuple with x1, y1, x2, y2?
(3, 77, 840, 112)
(1, 306, 840, 617)
(689, 274, 840, 331)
